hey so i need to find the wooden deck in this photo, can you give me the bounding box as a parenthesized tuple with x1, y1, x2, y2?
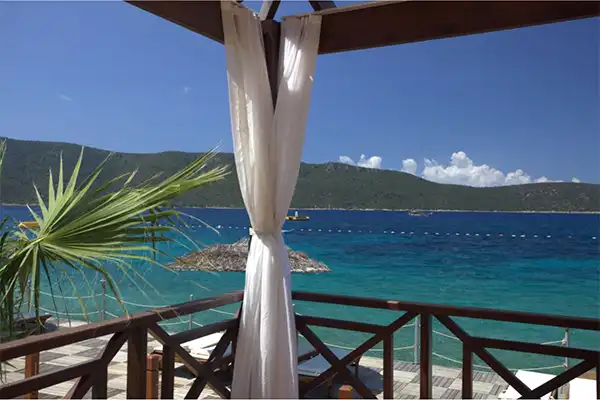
(1, 319, 509, 399)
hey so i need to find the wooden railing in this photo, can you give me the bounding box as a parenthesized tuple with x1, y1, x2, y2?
(1, 290, 598, 399)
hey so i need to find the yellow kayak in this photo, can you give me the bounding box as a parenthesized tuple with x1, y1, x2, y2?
(285, 215, 310, 221)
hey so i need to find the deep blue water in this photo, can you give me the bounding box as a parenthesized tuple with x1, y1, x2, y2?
(4, 206, 599, 371)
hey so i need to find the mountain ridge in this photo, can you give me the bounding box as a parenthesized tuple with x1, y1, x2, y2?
(1, 137, 598, 212)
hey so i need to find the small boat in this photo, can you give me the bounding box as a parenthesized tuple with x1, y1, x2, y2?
(408, 210, 431, 217)
(286, 211, 310, 221)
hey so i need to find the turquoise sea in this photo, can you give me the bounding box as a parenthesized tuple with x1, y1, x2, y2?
(5, 206, 599, 372)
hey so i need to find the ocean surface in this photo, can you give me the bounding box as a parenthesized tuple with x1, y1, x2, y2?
(4, 206, 599, 372)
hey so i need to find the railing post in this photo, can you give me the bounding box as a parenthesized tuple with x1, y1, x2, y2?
(161, 347, 175, 399)
(561, 328, 570, 398)
(146, 354, 160, 400)
(92, 368, 108, 399)
(24, 352, 40, 399)
(383, 333, 394, 399)
(420, 314, 432, 399)
(338, 385, 354, 399)
(101, 279, 106, 321)
(414, 314, 420, 364)
(462, 344, 473, 399)
(127, 326, 148, 399)
(189, 294, 193, 330)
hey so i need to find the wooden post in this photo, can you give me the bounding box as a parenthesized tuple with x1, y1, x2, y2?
(383, 334, 394, 399)
(462, 344, 473, 399)
(338, 385, 354, 399)
(24, 352, 40, 399)
(261, 19, 281, 106)
(127, 326, 148, 399)
(92, 368, 108, 399)
(161, 347, 175, 399)
(420, 314, 432, 399)
(146, 354, 160, 399)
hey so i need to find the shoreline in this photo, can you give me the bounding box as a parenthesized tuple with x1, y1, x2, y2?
(2, 202, 598, 215)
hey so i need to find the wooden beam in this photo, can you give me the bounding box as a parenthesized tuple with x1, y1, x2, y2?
(306, 1, 600, 54)
(126, 1, 225, 44)
(308, 1, 336, 12)
(259, 0, 281, 20)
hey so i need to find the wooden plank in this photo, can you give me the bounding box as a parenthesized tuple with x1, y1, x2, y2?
(383, 334, 394, 399)
(160, 347, 175, 399)
(297, 315, 385, 333)
(472, 336, 598, 360)
(127, 327, 148, 399)
(259, 0, 281, 20)
(437, 315, 532, 398)
(308, 1, 600, 54)
(299, 312, 416, 396)
(0, 360, 101, 399)
(525, 359, 595, 399)
(297, 321, 376, 399)
(420, 314, 432, 399)
(24, 352, 40, 399)
(292, 291, 600, 331)
(462, 344, 473, 399)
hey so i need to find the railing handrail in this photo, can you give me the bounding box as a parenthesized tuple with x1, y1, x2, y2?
(292, 291, 600, 331)
(0, 291, 243, 361)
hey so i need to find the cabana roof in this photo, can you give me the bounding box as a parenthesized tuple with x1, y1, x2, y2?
(127, 1, 599, 54)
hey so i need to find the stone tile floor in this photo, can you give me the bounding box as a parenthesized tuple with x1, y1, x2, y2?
(2, 319, 510, 399)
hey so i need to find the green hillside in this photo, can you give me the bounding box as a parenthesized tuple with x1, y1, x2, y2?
(1, 137, 598, 212)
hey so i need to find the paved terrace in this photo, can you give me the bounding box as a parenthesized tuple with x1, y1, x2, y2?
(1, 319, 511, 399)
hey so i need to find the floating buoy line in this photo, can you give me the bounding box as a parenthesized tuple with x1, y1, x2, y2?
(183, 225, 598, 240)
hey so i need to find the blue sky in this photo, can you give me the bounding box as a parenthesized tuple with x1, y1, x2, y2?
(0, 2, 598, 186)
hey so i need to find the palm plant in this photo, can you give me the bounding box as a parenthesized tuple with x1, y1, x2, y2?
(0, 140, 228, 341)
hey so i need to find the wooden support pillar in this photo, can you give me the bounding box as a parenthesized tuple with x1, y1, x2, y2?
(127, 327, 148, 399)
(160, 348, 175, 399)
(462, 344, 473, 399)
(383, 334, 394, 399)
(146, 354, 160, 399)
(261, 19, 281, 106)
(92, 368, 108, 399)
(24, 352, 40, 399)
(420, 314, 432, 399)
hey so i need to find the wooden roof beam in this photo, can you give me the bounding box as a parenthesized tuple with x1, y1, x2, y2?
(308, 1, 336, 12)
(290, 1, 600, 54)
(127, 1, 225, 44)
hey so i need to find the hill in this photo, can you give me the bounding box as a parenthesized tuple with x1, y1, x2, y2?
(1, 137, 598, 212)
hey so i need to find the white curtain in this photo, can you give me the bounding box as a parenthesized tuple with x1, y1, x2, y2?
(221, 2, 321, 398)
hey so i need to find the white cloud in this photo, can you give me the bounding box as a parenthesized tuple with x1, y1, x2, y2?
(58, 94, 73, 102)
(572, 177, 581, 183)
(420, 151, 556, 187)
(401, 158, 418, 175)
(183, 86, 191, 94)
(338, 154, 382, 169)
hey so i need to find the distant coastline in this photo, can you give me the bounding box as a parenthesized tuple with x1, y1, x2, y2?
(5, 203, 597, 215)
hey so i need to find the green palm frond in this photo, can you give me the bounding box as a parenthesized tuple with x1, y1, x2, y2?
(0, 144, 229, 339)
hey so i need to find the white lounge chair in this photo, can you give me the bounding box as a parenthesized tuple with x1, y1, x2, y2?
(569, 377, 596, 400)
(152, 331, 232, 365)
(298, 347, 361, 397)
(499, 370, 557, 400)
